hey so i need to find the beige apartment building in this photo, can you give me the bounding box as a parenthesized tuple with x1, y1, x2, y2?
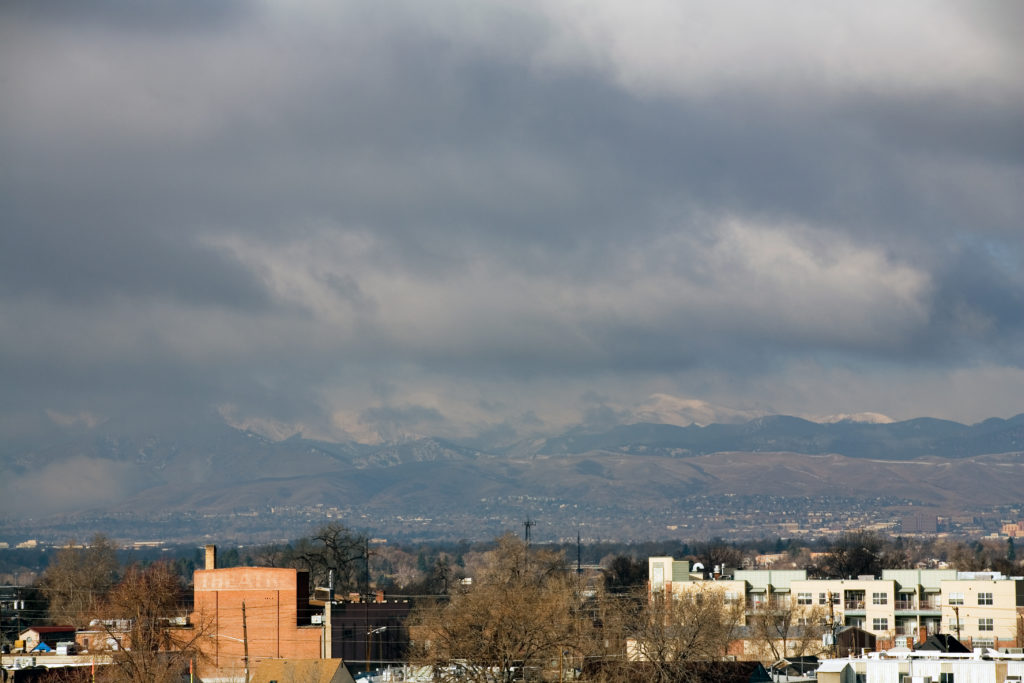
(940, 572, 1024, 651)
(789, 569, 954, 648)
(648, 558, 1024, 651)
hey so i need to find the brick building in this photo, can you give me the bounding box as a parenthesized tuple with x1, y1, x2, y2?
(191, 547, 323, 681)
(189, 546, 412, 681)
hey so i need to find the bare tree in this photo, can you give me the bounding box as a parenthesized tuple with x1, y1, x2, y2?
(601, 555, 647, 595)
(39, 534, 119, 626)
(747, 603, 827, 662)
(619, 586, 744, 683)
(410, 535, 585, 683)
(291, 523, 368, 595)
(373, 546, 423, 590)
(824, 531, 883, 579)
(692, 539, 743, 576)
(93, 562, 209, 683)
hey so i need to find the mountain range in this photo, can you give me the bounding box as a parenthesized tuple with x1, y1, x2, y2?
(2, 412, 1022, 542)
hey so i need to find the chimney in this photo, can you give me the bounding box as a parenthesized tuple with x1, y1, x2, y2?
(375, 589, 385, 604)
(205, 544, 217, 570)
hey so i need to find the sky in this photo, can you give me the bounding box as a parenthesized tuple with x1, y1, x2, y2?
(1, 0, 1023, 445)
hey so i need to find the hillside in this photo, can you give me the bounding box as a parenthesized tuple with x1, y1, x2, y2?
(2, 413, 1022, 542)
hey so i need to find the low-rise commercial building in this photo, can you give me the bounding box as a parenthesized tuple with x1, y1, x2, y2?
(817, 650, 1024, 683)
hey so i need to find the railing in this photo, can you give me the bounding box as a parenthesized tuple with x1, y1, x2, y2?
(745, 601, 790, 612)
(895, 600, 915, 610)
(844, 600, 865, 610)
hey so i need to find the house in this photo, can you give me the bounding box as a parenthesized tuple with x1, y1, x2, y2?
(833, 625, 876, 658)
(770, 655, 818, 678)
(914, 633, 971, 654)
(16, 627, 76, 652)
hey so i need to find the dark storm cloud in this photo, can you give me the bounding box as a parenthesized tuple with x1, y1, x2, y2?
(0, 0, 1022, 444)
(3, 0, 252, 33)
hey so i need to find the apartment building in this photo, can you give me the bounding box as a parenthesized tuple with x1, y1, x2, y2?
(648, 558, 1024, 651)
(789, 570, 957, 648)
(941, 572, 1024, 651)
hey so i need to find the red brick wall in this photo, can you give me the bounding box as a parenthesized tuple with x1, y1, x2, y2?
(192, 568, 322, 679)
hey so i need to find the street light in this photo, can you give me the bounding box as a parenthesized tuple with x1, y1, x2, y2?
(366, 626, 387, 676)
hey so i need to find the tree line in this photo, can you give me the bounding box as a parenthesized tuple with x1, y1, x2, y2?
(5, 526, 1021, 682)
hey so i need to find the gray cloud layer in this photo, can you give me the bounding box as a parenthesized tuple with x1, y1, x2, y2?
(1, 0, 1022, 442)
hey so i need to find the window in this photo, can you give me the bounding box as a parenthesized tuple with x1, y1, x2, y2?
(948, 592, 964, 605)
(872, 592, 888, 605)
(819, 592, 827, 605)
(797, 592, 812, 605)
(939, 674, 954, 683)
(978, 592, 993, 605)
(872, 618, 888, 631)
(979, 618, 993, 631)
(652, 565, 664, 586)
(725, 591, 739, 603)
(974, 638, 994, 650)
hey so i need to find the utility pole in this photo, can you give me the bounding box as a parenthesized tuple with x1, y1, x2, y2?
(523, 518, 534, 546)
(242, 601, 250, 683)
(364, 538, 371, 597)
(367, 626, 386, 676)
(576, 531, 582, 575)
(828, 591, 837, 658)
(953, 605, 961, 642)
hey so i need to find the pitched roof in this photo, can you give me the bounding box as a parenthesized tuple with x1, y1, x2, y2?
(21, 626, 76, 634)
(251, 659, 356, 683)
(914, 633, 971, 653)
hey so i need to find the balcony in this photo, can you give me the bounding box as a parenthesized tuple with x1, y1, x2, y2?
(894, 623, 925, 636)
(844, 600, 865, 610)
(745, 600, 791, 614)
(890, 598, 940, 614)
